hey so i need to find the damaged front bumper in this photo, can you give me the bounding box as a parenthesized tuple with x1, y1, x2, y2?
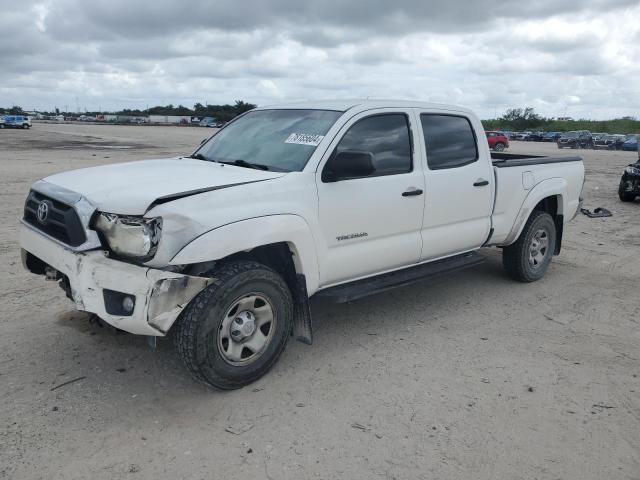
(20, 223, 209, 336)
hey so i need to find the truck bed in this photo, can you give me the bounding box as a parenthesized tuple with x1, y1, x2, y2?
(491, 152, 582, 168)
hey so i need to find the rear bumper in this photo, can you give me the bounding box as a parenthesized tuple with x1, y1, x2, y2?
(20, 223, 209, 336)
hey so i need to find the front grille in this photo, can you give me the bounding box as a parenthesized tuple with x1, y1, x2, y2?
(24, 190, 87, 246)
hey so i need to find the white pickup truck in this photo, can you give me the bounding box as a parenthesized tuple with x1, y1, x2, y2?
(20, 100, 585, 389)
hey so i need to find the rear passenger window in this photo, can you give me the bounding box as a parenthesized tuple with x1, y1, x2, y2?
(333, 114, 412, 177)
(420, 114, 478, 170)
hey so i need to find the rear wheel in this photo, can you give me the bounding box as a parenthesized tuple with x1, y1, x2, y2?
(174, 260, 293, 389)
(494, 142, 505, 152)
(503, 211, 556, 282)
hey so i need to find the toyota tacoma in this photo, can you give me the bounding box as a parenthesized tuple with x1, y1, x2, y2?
(20, 100, 585, 389)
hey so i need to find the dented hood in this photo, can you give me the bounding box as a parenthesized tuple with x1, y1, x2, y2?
(42, 157, 285, 215)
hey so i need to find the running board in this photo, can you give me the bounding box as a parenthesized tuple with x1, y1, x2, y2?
(314, 252, 485, 303)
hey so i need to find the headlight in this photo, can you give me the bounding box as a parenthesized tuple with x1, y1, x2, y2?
(94, 213, 162, 259)
(625, 166, 640, 175)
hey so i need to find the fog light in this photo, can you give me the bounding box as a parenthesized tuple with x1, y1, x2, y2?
(103, 289, 136, 316)
(122, 296, 135, 313)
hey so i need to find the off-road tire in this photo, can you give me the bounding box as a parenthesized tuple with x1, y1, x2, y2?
(618, 180, 636, 202)
(503, 211, 556, 282)
(174, 260, 293, 389)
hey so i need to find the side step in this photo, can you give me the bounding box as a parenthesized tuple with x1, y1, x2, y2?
(314, 251, 485, 303)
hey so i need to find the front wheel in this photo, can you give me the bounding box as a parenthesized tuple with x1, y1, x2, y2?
(494, 142, 505, 152)
(174, 260, 293, 389)
(503, 211, 556, 282)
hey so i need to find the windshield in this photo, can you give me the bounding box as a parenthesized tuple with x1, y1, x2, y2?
(194, 109, 343, 172)
(564, 132, 579, 138)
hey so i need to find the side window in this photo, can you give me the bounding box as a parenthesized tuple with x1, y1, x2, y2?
(420, 114, 478, 170)
(329, 113, 412, 179)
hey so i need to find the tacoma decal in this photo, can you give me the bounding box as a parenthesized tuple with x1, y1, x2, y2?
(336, 232, 368, 241)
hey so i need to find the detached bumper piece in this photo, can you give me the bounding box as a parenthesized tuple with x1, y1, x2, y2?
(20, 224, 209, 336)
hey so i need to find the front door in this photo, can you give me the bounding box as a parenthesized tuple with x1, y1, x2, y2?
(316, 110, 425, 286)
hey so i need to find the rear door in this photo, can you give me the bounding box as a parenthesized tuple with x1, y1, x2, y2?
(316, 109, 425, 286)
(416, 112, 494, 260)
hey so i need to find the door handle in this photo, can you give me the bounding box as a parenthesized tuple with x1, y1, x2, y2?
(473, 179, 489, 187)
(402, 188, 423, 197)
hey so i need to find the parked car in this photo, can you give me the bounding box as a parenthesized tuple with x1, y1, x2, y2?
(0, 116, 4, 128)
(20, 100, 585, 389)
(591, 133, 607, 142)
(557, 130, 592, 149)
(527, 131, 545, 142)
(621, 135, 639, 151)
(1, 115, 31, 129)
(542, 132, 562, 142)
(200, 117, 223, 128)
(593, 134, 625, 150)
(485, 131, 509, 151)
(512, 131, 531, 141)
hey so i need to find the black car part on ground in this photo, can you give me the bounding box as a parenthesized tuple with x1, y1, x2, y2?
(580, 207, 612, 218)
(618, 162, 640, 202)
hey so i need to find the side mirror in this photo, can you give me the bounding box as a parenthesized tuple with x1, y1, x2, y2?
(322, 150, 375, 182)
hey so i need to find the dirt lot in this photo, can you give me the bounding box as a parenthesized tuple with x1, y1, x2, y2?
(1, 123, 639, 480)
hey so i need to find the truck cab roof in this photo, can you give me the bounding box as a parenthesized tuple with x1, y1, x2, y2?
(257, 99, 474, 115)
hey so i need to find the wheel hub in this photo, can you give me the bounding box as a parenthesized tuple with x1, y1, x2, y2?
(218, 293, 276, 366)
(230, 310, 256, 342)
(528, 228, 549, 268)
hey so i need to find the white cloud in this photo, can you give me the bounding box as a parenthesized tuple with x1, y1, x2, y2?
(1, 0, 639, 119)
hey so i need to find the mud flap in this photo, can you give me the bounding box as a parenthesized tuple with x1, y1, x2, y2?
(292, 274, 313, 345)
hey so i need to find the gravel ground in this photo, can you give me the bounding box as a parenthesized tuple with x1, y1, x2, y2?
(1, 123, 639, 480)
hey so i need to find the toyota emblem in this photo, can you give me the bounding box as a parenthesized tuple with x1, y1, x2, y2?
(37, 201, 49, 224)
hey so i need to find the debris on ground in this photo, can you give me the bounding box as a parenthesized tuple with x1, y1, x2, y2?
(50, 376, 86, 391)
(351, 423, 370, 431)
(580, 207, 612, 218)
(225, 422, 254, 435)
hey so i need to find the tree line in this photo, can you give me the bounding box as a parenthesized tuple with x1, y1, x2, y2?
(3, 103, 639, 133)
(1, 100, 257, 122)
(482, 107, 640, 134)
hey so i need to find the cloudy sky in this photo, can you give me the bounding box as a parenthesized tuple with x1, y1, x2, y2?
(2, 0, 639, 119)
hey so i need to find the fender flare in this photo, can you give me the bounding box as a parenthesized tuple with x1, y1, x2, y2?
(169, 215, 321, 294)
(502, 178, 567, 246)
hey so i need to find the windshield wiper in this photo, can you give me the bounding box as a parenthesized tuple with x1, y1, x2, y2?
(189, 153, 209, 161)
(220, 159, 270, 171)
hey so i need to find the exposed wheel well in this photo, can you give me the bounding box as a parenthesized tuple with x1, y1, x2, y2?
(184, 241, 299, 284)
(182, 242, 313, 345)
(533, 195, 563, 254)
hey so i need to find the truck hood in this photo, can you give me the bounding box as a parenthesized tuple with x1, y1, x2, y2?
(42, 157, 286, 215)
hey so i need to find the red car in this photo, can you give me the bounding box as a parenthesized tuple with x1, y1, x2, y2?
(485, 131, 509, 151)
